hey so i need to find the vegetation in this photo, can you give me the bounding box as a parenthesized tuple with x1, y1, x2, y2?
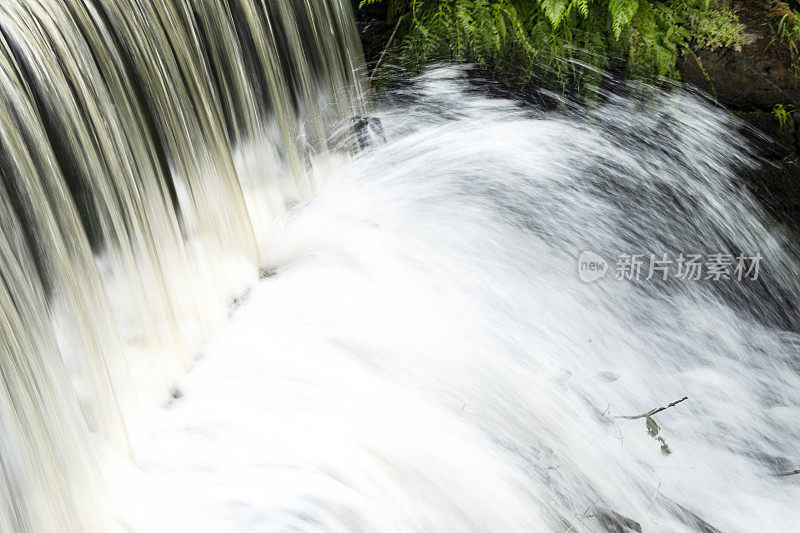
(645, 415, 672, 456)
(773, 103, 795, 129)
(770, 11, 800, 75)
(361, 0, 745, 94)
(613, 396, 687, 456)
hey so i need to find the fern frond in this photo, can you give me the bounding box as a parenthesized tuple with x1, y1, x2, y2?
(360, 0, 744, 97)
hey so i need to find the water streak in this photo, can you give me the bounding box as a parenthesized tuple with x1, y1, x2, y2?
(120, 68, 800, 531)
(0, 1, 365, 530)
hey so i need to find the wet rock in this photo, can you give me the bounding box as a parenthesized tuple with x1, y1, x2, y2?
(733, 110, 800, 226)
(680, 0, 800, 113)
(734, 109, 797, 156)
(354, 116, 386, 148)
(678, 1, 800, 226)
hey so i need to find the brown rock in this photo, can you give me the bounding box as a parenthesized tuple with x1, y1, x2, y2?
(680, 0, 800, 111)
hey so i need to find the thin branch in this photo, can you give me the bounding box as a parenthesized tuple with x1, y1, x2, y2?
(776, 469, 800, 477)
(370, 15, 404, 81)
(615, 397, 689, 420)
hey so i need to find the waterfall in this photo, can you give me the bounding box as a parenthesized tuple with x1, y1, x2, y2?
(114, 68, 799, 531)
(1, 1, 799, 531)
(0, 1, 366, 531)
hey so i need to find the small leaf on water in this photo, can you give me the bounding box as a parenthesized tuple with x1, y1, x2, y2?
(658, 437, 672, 456)
(645, 415, 660, 438)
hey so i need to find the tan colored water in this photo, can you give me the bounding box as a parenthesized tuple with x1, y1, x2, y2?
(0, 1, 365, 530)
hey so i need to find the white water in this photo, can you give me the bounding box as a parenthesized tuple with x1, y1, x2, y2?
(110, 68, 800, 532)
(0, 2, 367, 528)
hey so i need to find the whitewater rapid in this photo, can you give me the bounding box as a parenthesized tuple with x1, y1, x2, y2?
(109, 68, 800, 532)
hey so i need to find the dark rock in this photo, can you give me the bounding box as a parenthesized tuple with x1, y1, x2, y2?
(733, 109, 797, 156)
(678, 1, 800, 223)
(354, 116, 386, 148)
(732, 109, 800, 227)
(680, 0, 800, 112)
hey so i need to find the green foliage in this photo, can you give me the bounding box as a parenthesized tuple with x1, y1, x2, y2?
(771, 12, 800, 75)
(773, 103, 796, 129)
(609, 0, 639, 40)
(362, 0, 744, 94)
(774, 12, 800, 47)
(645, 415, 672, 456)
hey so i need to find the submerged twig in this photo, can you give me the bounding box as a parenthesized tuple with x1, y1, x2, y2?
(370, 16, 404, 81)
(776, 469, 800, 477)
(615, 397, 689, 420)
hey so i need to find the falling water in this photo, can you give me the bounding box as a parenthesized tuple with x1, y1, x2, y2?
(1, 1, 798, 532)
(109, 68, 800, 531)
(0, 1, 365, 530)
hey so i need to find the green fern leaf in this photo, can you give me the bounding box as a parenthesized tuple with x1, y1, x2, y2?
(540, 0, 569, 28)
(609, 0, 639, 39)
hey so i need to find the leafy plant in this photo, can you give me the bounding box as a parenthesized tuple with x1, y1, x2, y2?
(361, 0, 744, 95)
(771, 12, 800, 75)
(773, 103, 796, 129)
(645, 415, 672, 456)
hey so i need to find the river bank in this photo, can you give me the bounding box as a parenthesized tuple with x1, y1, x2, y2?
(352, 0, 800, 226)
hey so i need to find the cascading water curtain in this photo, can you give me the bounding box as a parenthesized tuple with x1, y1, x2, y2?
(0, 1, 367, 530)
